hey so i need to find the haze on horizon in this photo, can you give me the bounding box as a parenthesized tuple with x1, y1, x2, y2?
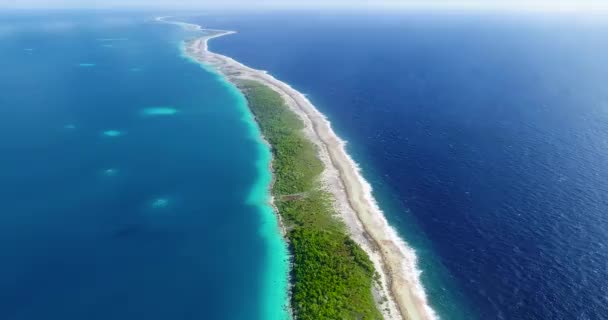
(3, 0, 608, 12)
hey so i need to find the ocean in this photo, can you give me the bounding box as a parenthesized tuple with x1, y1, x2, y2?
(188, 12, 608, 319)
(0, 12, 288, 320)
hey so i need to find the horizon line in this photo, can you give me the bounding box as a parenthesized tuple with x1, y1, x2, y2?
(3, 1, 608, 14)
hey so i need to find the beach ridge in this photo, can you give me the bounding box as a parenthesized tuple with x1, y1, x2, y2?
(161, 17, 437, 320)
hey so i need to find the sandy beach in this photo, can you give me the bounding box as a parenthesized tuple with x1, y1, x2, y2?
(162, 17, 438, 320)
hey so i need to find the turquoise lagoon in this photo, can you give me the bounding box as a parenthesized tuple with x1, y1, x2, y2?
(0, 12, 288, 320)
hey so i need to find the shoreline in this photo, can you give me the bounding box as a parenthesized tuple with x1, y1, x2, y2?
(161, 17, 438, 320)
(167, 16, 292, 320)
(238, 81, 293, 320)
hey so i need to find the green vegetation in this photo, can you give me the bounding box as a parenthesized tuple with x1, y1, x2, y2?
(239, 80, 382, 320)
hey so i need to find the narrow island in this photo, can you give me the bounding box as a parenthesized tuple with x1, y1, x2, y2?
(159, 17, 438, 320)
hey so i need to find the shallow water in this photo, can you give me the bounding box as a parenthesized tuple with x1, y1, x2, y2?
(0, 12, 288, 320)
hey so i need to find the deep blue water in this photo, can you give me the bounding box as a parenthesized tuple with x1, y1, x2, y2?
(0, 12, 288, 320)
(190, 12, 608, 319)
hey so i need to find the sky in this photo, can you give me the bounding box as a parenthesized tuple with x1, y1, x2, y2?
(2, 0, 608, 12)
